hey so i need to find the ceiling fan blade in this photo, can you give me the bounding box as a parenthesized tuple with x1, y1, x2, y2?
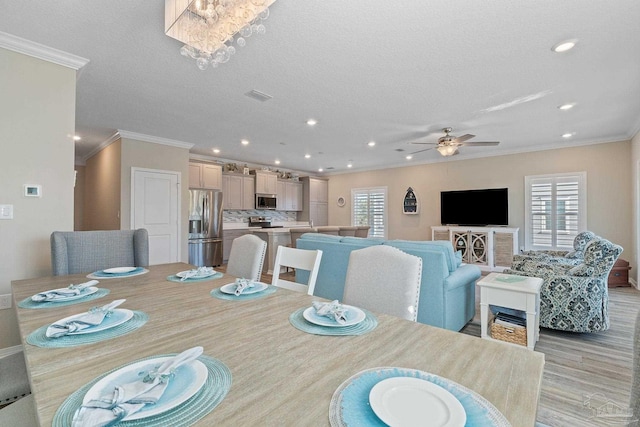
(410, 147, 435, 155)
(459, 141, 500, 146)
(452, 134, 475, 143)
(410, 141, 438, 145)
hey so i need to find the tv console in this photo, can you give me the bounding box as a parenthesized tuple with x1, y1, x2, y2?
(431, 226, 519, 272)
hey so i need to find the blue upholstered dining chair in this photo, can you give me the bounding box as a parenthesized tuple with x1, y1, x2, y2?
(342, 245, 422, 321)
(226, 234, 267, 281)
(50, 229, 149, 276)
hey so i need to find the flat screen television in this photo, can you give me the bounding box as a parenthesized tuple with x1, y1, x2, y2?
(440, 188, 508, 226)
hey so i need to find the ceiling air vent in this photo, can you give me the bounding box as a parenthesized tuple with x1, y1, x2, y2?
(244, 89, 273, 102)
(395, 148, 405, 152)
(325, 167, 334, 170)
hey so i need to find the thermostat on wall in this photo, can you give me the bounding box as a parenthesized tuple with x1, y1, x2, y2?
(24, 184, 42, 197)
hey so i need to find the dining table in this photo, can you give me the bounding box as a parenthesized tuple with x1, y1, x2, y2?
(12, 262, 545, 426)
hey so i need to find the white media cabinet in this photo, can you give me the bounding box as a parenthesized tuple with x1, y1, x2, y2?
(431, 226, 519, 272)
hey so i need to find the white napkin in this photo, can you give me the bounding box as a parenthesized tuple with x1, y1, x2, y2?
(234, 278, 255, 296)
(31, 280, 99, 302)
(312, 300, 348, 324)
(180, 266, 215, 281)
(45, 299, 126, 338)
(71, 346, 204, 427)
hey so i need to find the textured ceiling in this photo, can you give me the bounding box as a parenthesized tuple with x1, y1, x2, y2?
(1, 1, 639, 174)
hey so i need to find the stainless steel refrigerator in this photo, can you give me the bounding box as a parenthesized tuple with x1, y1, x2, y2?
(188, 189, 223, 267)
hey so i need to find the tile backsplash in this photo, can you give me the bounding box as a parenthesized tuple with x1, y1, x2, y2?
(223, 210, 297, 223)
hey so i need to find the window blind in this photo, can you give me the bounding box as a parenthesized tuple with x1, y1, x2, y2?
(351, 187, 387, 238)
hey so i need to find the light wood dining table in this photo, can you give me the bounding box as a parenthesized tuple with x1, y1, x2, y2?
(12, 262, 545, 426)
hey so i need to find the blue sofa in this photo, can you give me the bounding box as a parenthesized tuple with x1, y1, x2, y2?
(296, 234, 482, 331)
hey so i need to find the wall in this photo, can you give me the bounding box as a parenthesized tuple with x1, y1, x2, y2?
(120, 137, 190, 262)
(83, 140, 121, 230)
(328, 140, 634, 280)
(0, 48, 76, 347)
(74, 165, 85, 230)
(632, 132, 640, 288)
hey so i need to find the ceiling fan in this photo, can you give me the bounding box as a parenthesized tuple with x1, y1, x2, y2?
(410, 127, 500, 157)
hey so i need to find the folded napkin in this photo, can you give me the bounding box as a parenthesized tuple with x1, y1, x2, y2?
(180, 266, 215, 281)
(46, 299, 126, 338)
(72, 346, 204, 427)
(234, 278, 255, 296)
(31, 280, 99, 302)
(312, 300, 348, 324)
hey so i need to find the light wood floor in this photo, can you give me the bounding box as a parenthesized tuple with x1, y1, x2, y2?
(225, 265, 639, 426)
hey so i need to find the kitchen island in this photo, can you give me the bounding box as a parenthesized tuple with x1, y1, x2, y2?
(252, 227, 311, 274)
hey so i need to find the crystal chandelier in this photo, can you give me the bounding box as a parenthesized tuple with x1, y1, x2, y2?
(165, 0, 276, 70)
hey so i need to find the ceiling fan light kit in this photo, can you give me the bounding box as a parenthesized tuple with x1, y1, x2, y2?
(411, 127, 500, 157)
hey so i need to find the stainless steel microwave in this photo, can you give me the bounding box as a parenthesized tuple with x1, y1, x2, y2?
(256, 194, 277, 210)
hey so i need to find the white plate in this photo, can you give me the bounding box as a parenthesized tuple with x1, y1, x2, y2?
(176, 269, 217, 279)
(302, 305, 366, 327)
(31, 286, 99, 302)
(82, 356, 208, 421)
(369, 377, 466, 427)
(103, 267, 137, 274)
(219, 282, 268, 295)
(46, 309, 134, 337)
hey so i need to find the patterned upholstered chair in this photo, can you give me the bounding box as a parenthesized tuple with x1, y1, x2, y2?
(512, 231, 598, 270)
(50, 229, 149, 276)
(504, 237, 622, 333)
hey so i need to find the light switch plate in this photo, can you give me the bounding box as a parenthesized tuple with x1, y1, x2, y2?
(0, 204, 13, 219)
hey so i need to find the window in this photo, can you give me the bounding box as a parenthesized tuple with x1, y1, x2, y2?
(351, 187, 387, 239)
(525, 172, 586, 250)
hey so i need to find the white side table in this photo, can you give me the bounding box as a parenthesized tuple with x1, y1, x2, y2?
(477, 272, 543, 350)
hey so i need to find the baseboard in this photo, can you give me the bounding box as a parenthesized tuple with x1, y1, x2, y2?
(630, 278, 638, 290)
(0, 345, 23, 359)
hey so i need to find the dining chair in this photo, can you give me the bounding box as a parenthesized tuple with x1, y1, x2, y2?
(271, 246, 323, 295)
(343, 245, 422, 321)
(50, 229, 149, 275)
(0, 395, 37, 426)
(225, 234, 267, 281)
(0, 350, 30, 407)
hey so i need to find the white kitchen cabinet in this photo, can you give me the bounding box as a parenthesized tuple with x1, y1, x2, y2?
(277, 180, 303, 211)
(300, 177, 329, 225)
(222, 173, 254, 210)
(309, 177, 328, 202)
(189, 162, 222, 189)
(254, 170, 278, 194)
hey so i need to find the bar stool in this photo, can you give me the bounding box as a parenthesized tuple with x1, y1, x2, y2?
(315, 226, 340, 236)
(338, 226, 358, 237)
(289, 227, 316, 248)
(355, 226, 370, 237)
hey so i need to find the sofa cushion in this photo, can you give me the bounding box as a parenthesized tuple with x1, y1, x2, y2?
(299, 233, 344, 243)
(339, 236, 384, 246)
(384, 240, 459, 272)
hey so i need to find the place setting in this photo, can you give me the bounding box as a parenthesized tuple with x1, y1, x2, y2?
(166, 266, 223, 283)
(87, 266, 149, 280)
(18, 279, 111, 309)
(289, 300, 378, 336)
(26, 299, 149, 348)
(53, 346, 232, 427)
(329, 367, 511, 427)
(210, 277, 276, 301)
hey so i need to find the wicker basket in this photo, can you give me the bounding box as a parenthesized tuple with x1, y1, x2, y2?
(491, 319, 527, 347)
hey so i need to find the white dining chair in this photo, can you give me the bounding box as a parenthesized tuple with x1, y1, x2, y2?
(271, 246, 323, 295)
(0, 395, 37, 426)
(343, 245, 422, 321)
(226, 234, 267, 281)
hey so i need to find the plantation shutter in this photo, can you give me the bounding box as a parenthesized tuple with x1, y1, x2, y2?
(525, 173, 586, 250)
(351, 187, 387, 238)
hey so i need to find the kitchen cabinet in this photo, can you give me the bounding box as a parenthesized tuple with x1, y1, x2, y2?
(253, 170, 278, 194)
(222, 173, 254, 210)
(189, 162, 222, 189)
(277, 179, 303, 211)
(300, 177, 329, 226)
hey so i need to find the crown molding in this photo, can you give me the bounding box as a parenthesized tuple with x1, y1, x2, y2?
(0, 31, 89, 70)
(117, 130, 194, 149)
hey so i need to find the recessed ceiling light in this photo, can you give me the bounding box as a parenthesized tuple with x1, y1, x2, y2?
(306, 119, 317, 126)
(213, 148, 220, 154)
(304, 154, 311, 159)
(274, 160, 280, 165)
(405, 155, 413, 160)
(347, 163, 353, 168)
(552, 39, 577, 53)
(368, 141, 376, 147)
(558, 103, 576, 110)
(318, 168, 323, 172)
(562, 132, 574, 138)
(241, 139, 249, 145)
(73, 135, 81, 141)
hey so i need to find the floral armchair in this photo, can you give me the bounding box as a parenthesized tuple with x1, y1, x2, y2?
(512, 231, 598, 269)
(504, 236, 622, 333)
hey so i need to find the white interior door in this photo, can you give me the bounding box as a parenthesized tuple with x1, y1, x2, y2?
(131, 168, 180, 265)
